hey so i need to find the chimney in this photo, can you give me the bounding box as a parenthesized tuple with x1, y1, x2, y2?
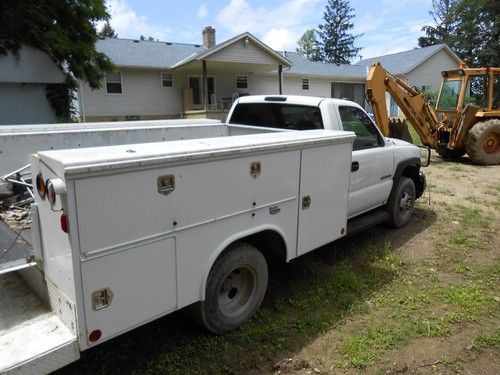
(202, 26, 216, 49)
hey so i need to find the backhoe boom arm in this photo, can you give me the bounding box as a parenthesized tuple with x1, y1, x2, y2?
(366, 62, 439, 147)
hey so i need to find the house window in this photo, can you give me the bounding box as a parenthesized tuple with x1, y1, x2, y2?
(302, 78, 310, 90)
(331, 82, 365, 107)
(236, 75, 248, 89)
(105, 72, 122, 94)
(161, 72, 173, 88)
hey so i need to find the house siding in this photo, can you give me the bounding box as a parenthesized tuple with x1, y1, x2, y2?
(80, 68, 182, 119)
(0, 83, 57, 125)
(206, 40, 279, 65)
(406, 49, 460, 92)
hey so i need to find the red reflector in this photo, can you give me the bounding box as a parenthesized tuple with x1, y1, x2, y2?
(341, 227, 345, 235)
(88, 329, 102, 342)
(60, 213, 68, 233)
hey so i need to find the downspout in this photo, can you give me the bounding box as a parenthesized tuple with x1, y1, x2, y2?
(202, 60, 208, 111)
(278, 65, 283, 94)
(79, 80, 86, 122)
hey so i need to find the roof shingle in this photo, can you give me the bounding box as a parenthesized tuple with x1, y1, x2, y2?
(355, 44, 454, 74)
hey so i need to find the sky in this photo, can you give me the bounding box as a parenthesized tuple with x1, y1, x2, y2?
(104, 0, 435, 61)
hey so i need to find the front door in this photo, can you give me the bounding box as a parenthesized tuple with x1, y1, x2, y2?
(336, 105, 394, 218)
(188, 76, 215, 109)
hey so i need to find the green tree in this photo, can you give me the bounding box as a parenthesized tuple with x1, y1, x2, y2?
(317, 0, 361, 64)
(296, 29, 321, 61)
(0, 0, 114, 90)
(140, 35, 157, 41)
(418, 0, 499, 67)
(98, 21, 118, 39)
(418, 0, 458, 47)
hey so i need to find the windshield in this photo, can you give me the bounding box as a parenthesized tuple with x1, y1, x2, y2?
(437, 80, 461, 110)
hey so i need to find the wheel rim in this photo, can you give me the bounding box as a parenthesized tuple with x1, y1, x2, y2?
(399, 189, 414, 215)
(218, 266, 257, 317)
(483, 131, 499, 154)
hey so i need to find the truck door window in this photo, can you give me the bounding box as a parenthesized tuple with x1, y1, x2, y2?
(437, 79, 461, 109)
(464, 75, 488, 108)
(338, 106, 381, 150)
(492, 75, 499, 109)
(230, 103, 323, 130)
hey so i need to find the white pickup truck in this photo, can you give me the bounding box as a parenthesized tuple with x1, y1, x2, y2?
(0, 96, 426, 373)
(227, 95, 427, 228)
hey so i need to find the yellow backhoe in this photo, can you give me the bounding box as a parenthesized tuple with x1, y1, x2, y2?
(365, 62, 500, 165)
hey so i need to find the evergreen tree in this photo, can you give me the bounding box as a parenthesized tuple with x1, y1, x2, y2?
(418, 0, 458, 47)
(317, 0, 361, 64)
(296, 29, 321, 61)
(98, 21, 117, 39)
(418, 0, 499, 67)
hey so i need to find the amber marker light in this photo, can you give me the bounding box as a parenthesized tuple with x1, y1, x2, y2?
(36, 173, 46, 199)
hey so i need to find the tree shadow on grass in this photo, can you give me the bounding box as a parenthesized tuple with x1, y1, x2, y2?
(57, 207, 437, 375)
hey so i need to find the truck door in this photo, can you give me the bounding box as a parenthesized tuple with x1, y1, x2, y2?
(337, 105, 394, 218)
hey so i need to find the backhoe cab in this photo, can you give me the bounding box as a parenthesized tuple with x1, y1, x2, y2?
(366, 62, 500, 165)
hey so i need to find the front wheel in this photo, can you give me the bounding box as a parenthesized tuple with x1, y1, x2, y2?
(193, 243, 268, 334)
(386, 177, 416, 228)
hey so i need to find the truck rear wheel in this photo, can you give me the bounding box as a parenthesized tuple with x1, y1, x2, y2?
(193, 243, 268, 334)
(466, 119, 500, 165)
(387, 177, 416, 228)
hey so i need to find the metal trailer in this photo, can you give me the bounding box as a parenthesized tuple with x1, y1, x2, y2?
(0, 118, 221, 176)
(1, 124, 354, 373)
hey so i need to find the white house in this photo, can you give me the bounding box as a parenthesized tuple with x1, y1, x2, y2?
(78, 28, 461, 122)
(0, 47, 65, 125)
(356, 44, 462, 116)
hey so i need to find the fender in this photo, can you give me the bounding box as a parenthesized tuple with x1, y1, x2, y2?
(198, 224, 289, 300)
(389, 157, 425, 199)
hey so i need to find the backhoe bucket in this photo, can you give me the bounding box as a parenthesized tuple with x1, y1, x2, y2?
(388, 118, 413, 143)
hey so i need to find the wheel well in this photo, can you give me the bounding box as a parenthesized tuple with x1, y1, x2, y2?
(401, 165, 423, 198)
(238, 230, 287, 265)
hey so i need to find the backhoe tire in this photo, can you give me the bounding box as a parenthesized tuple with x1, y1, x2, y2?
(192, 243, 268, 334)
(465, 119, 500, 165)
(386, 177, 416, 228)
(436, 147, 465, 160)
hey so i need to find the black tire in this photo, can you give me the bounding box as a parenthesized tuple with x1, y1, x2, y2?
(386, 177, 416, 228)
(465, 119, 500, 165)
(193, 243, 268, 334)
(436, 147, 465, 160)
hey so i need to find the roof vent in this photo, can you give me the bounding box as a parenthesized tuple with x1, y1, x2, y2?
(166, 42, 172, 45)
(133, 40, 139, 43)
(194, 44, 201, 48)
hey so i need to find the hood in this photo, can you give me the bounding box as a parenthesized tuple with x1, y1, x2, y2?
(388, 138, 414, 147)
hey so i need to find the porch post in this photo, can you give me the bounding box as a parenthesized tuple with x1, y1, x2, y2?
(202, 59, 208, 110)
(278, 64, 283, 94)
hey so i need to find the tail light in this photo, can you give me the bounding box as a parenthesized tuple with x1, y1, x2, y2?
(60, 212, 69, 233)
(45, 178, 66, 207)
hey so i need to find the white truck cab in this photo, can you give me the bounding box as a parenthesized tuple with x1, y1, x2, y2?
(227, 95, 427, 228)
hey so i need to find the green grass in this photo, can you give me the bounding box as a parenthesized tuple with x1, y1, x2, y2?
(62, 195, 499, 374)
(473, 328, 500, 350)
(343, 326, 408, 367)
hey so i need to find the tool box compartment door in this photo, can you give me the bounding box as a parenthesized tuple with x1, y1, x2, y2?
(81, 236, 177, 343)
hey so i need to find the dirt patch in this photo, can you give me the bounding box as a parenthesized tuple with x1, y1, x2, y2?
(264, 153, 500, 375)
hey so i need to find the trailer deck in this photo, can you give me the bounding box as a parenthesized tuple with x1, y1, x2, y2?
(0, 272, 78, 373)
